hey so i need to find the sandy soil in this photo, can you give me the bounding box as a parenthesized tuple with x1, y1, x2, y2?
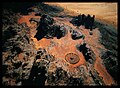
(46, 2, 117, 29)
(17, 4, 116, 85)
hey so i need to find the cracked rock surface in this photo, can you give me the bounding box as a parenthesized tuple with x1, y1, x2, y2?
(2, 2, 117, 86)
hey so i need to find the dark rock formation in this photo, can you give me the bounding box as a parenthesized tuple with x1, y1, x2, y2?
(89, 69, 105, 85)
(71, 30, 84, 40)
(36, 48, 55, 62)
(55, 25, 67, 39)
(67, 77, 84, 86)
(94, 20, 118, 82)
(22, 65, 47, 86)
(46, 67, 70, 86)
(2, 2, 117, 86)
(101, 50, 118, 81)
(34, 14, 67, 40)
(34, 14, 54, 40)
(81, 14, 86, 25)
(70, 14, 95, 31)
(39, 15, 53, 32)
(76, 43, 96, 63)
(29, 18, 40, 25)
(2, 9, 36, 86)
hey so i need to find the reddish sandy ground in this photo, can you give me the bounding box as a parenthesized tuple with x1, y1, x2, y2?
(18, 6, 115, 85)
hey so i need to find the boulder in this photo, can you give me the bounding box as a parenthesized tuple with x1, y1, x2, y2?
(70, 14, 95, 31)
(35, 14, 67, 40)
(29, 18, 40, 24)
(55, 25, 67, 39)
(71, 30, 83, 40)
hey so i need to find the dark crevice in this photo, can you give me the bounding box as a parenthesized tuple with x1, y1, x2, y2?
(76, 43, 95, 62)
(22, 66, 47, 86)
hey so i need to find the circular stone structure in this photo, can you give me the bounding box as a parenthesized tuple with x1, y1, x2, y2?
(65, 53, 80, 64)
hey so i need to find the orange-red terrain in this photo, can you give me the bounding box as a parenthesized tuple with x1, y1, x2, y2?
(18, 7, 115, 85)
(2, 2, 117, 86)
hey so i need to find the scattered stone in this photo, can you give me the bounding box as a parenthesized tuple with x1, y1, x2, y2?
(71, 30, 83, 40)
(76, 43, 96, 62)
(89, 31, 93, 35)
(2, 9, 36, 86)
(29, 18, 40, 24)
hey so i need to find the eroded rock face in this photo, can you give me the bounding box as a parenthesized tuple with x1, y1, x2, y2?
(36, 48, 55, 62)
(94, 20, 117, 82)
(29, 18, 40, 25)
(34, 14, 54, 40)
(70, 14, 95, 31)
(34, 14, 67, 40)
(46, 67, 69, 86)
(2, 3, 117, 86)
(23, 65, 47, 86)
(101, 50, 118, 81)
(2, 10, 102, 86)
(76, 43, 96, 63)
(2, 9, 36, 86)
(71, 30, 84, 40)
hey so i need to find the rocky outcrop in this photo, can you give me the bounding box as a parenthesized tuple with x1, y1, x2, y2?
(34, 14, 67, 40)
(71, 30, 84, 40)
(101, 50, 118, 81)
(36, 48, 55, 62)
(76, 43, 96, 63)
(70, 14, 95, 31)
(2, 2, 117, 86)
(94, 20, 118, 82)
(2, 9, 36, 86)
(46, 67, 70, 86)
(29, 18, 40, 25)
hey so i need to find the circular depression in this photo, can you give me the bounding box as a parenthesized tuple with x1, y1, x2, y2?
(65, 53, 80, 64)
